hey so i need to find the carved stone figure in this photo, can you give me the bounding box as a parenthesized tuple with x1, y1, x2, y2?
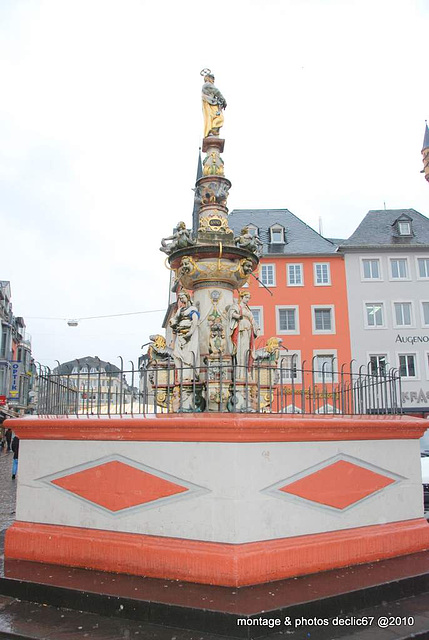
(160, 222, 195, 255)
(238, 258, 254, 277)
(194, 181, 230, 207)
(201, 69, 227, 138)
(227, 291, 259, 374)
(234, 227, 263, 254)
(179, 256, 196, 277)
(145, 334, 173, 364)
(209, 322, 226, 355)
(170, 292, 200, 381)
(171, 385, 206, 412)
(203, 150, 224, 176)
(207, 305, 226, 355)
(255, 337, 284, 364)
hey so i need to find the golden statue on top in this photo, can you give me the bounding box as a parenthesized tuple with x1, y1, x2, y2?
(200, 69, 227, 138)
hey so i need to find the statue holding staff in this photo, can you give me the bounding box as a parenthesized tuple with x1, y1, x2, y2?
(227, 291, 259, 375)
(201, 69, 227, 138)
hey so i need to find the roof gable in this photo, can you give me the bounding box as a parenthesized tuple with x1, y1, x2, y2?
(229, 209, 338, 255)
(341, 209, 429, 248)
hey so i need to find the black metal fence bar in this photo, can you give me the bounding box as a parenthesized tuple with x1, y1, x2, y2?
(35, 359, 402, 416)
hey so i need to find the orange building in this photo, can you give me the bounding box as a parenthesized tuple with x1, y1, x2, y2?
(229, 209, 352, 385)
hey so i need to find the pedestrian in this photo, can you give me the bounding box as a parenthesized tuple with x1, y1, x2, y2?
(5, 428, 12, 452)
(11, 435, 19, 479)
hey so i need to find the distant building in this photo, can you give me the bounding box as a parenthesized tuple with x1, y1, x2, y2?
(0, 281, 33, 419)
(340, 209, 429, 416)
(54, 356, 135, 414)
(229, 209, 352, 379)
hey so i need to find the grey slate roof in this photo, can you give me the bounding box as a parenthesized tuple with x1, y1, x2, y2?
(423, 123, 429, 151)
(327, 238, 346, 244)
(56, 356, 121, 375)
(340, 209, 429, 249)
(229, 209, 338, 256)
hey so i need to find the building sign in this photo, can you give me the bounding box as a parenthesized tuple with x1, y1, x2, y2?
(8, 362, 22, 399)
(396, 334, 429, 344)
(402, 389, 429, 404)
(0, 396, 6, 406)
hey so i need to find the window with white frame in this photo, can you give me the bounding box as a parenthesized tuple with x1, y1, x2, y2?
(398, 354, 417, 378)
(260, 264, 275, 286)
(0, 366, 6, 394)
(422, 302, 429, 327)
(417, 258, 429, 279)
(277, 307, 298, 333)
(398, 221, 412, 236)
(0, 327, 10, 359)
(279, 353, 299, 382)
(315, 354, 334, 382)
(314, 263, 331, 285)
(365, 303, 384, 328)
(313, 307, 334, 333)
(369, 354, 387, 376)
(390, 258, 409, 279)
(80, 367, 88, 374)
(394, 302, 413, 327)
(362, 259, 381, 280)
(71, 367, 79, 374)
(270, 225, 284, 244)
(287, 263, 303, 286)
(250, 307, 263, 333)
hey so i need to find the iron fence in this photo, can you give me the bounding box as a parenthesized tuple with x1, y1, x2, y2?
(35, 357, 402, 416)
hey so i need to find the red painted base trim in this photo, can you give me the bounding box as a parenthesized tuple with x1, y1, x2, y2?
(5, 519, 429, 587)
(6, 414, 427, 442)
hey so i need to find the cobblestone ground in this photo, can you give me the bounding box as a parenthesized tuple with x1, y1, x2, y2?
(0, 444, 17, 545)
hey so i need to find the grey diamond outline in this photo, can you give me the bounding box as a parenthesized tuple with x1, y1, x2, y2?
(36, 453, 211, 517)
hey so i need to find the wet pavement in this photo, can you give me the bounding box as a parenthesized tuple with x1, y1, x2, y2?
(0, 444, 18, 536)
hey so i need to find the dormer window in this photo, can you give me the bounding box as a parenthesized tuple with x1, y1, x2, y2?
(398, 221, 411, 236)
(270, 225, 285, 244)
(393, 215, 413, 237)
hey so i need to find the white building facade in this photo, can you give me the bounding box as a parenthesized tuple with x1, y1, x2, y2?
(341, 209, 429, 416)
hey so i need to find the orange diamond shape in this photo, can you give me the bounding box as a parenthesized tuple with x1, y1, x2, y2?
(52, 461, 188, 512)
(280, 460, 395, 509)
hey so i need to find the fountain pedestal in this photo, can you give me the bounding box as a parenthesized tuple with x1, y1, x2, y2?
(5, 413, 429, 587)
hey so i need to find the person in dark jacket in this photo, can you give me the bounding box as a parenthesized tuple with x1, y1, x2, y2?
(11, 435, 19, 479)
(5, 428, 12, 452)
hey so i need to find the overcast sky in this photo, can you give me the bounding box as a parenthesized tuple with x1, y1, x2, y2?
(1, 0, 428, 370)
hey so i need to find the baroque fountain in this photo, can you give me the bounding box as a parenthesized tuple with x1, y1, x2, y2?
(149, 69, 281, 413)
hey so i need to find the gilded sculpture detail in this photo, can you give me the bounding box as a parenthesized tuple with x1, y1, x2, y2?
(255, 337, 284, 365)
(153, 71, 265, 412)
(198, 214, 231, 234)
(203, 150, 224, 176)
(178, 255, 197, 277)
(200, 69, 227, 138)
(207, 291, 226, 355)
